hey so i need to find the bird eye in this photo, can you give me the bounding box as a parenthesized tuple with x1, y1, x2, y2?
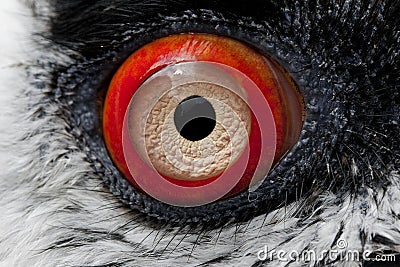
(103, 33, 304, 207)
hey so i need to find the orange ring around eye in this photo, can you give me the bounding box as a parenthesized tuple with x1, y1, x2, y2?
(103, 33, 303, 205)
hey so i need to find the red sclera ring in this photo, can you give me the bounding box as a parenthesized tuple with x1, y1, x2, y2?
(103, 33, 304, 206)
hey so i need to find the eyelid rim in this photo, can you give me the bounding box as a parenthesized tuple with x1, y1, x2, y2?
(60, 10, 331, 224)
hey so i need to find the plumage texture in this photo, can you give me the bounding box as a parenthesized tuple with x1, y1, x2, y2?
(0, 0, 399, 266)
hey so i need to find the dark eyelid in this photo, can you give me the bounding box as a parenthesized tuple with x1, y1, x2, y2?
(51, 6, 304, 224)
(53, 17, 294, 224)
(50, 0, 284, 57)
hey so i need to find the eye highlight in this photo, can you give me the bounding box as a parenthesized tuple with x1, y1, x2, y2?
(103, 33, 304, 207)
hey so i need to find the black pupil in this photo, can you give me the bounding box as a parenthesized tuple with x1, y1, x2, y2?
(174, 95, 216, 141)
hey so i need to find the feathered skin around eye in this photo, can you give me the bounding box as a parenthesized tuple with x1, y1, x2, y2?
(0, 0, 399, 266)
(48, 0, 400, 225)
